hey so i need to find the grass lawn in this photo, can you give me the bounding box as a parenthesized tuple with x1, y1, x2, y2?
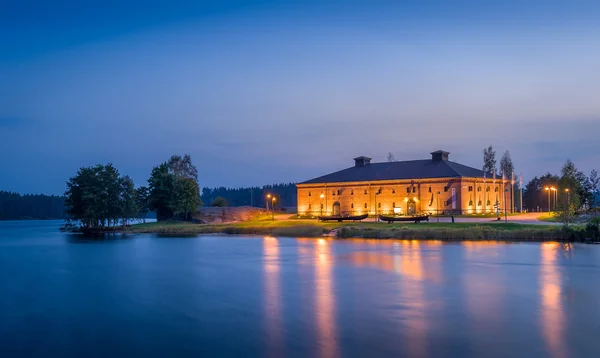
(128, 216, 575, 241)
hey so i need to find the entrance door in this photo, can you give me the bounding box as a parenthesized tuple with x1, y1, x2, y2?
(407, 201, 417, 215)
(332, 202, 341, 216)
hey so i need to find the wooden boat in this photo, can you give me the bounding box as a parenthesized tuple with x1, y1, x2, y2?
(378, 214, 430, 223)
(318, 214, 369, 222)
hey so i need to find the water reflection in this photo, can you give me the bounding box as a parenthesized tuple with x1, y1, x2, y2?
(397, 241, 428, 358)
(263, 237, 284, 358)
(314, 239, 339, 358)
(540, 242, 567, 358)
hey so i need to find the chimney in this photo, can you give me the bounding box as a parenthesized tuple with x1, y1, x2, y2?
(431, 150, 449, 162)
(353, 156, 372, 167)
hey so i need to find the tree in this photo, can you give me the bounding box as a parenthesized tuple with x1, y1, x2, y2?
(387, 152, 396, 162)
(589, 170, 600, 209)
(64, 163, 137, 231)
(482, 145, 496, 174)
(135, 186, 150, 222)
(211, 196, 229, 207)
(500, 150, 514, 178)
(119, 176, 138, 227)
(148, 154, 201, 221)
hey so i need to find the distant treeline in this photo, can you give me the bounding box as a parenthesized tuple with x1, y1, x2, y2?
(0, 191, 66, 220)
(201, 183, 297, 208)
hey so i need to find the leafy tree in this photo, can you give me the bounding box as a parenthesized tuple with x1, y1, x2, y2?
(500, 150, 514, 178)
(148, 163, 176, 221)
(211, 196, 229, 207)
(589, 170, 600, 209)
(148, 154, 201, 221)
(483, 145, 496, 174)
(119, 176, 138, 227)
(135, 186, 150, 222)
(64, 163, 136, 230)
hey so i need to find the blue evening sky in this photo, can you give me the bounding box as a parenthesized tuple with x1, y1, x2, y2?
(2, 0, 600, 194)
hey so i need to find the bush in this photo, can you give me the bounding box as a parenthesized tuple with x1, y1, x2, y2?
(210, 197, 228, 207)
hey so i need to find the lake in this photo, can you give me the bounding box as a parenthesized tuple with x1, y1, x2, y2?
(1, 221, 599, 357)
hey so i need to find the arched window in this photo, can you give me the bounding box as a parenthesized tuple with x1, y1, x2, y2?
(487, 200, 491, 205)
(364, 189, 367, 195)
(392, 188, 395, 194)
(469, 200, 473, 206)
(378, 202, 381, 208)
(486, 187, 490, 192)
(308, 204, 311, 209)
(364, 203, 367, 208)
(477, 187, 482, 192)
(392, 202, 395, 207)
(351, 203, 354, 209)
(309, 192, 312, 196)
(332, 190, 336, 196)
(351, 190, 354, 195)
(428, 187, 432, 193)
(337, 190, 341, 195)
(478, 200, 482, 206)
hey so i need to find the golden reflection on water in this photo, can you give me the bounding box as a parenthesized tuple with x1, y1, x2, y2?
(314, 238, 339, 358)
(397, 240, 428, 358)
(263, 236, 283, 358)
(540, 242, 567, 358)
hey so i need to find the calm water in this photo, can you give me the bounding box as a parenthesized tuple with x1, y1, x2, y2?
(1, 221, 600, 358)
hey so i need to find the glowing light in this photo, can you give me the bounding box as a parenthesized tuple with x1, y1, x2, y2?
(320, 193, 325, 199)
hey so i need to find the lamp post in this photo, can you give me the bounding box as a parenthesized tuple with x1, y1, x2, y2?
(375, 192, 379, 221)
(565, 188, 570, 223)
(266, 193, 271, 211)
(544, 187, 550, 213)
(320, 193, 324, 217)
(551, 187, 557, 212)
(436, 191, 440, 222)
(504, 189, 509, 223)
(271, 196, 276, 221)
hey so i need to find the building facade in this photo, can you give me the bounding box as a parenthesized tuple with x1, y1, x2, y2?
(297, 151, 511, 216)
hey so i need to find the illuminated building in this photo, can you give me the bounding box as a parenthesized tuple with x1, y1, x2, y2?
(297, 150, 510, 216)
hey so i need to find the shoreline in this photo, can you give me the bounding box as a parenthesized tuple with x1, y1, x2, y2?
(116, 220, 598, 242)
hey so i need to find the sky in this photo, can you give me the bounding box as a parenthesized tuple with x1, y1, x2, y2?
(2, 0, 600, 195)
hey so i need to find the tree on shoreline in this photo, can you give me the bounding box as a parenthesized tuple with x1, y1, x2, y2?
(64, 164, 139, 230)
(148, 154, 201, 221)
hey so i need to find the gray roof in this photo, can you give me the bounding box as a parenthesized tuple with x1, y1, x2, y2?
(300, 159, 491, 185)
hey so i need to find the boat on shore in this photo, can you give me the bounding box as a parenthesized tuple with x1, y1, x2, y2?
(318, 214, 369, 222)
(378, 214, 430, 223)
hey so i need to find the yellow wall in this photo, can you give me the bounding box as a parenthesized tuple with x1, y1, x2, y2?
(297, 178, 510, 216)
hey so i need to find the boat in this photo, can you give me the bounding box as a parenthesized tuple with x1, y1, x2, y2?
(378, 214, 430, 223)
(318, 214, 369, 222)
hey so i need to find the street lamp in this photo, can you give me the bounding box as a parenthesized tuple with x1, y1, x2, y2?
(550, 187, 557, 212)
(266, 194, 271, 211)
(544, 187, 551, 213)
(271, 196, 276, 221)
(375, 192, 380, 221)
(320, 193, 324, 217)
(436, 191, 440, 222)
